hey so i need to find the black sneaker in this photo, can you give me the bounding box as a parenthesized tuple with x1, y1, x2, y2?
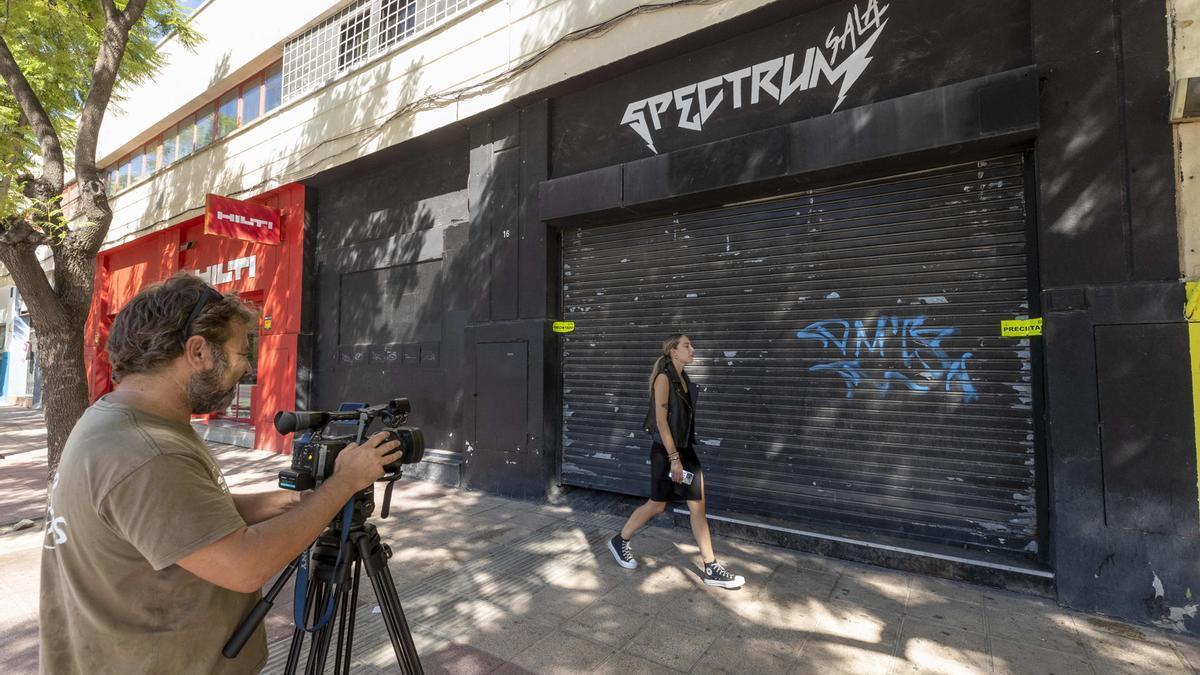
(702, 560, 745, 589)
(608, 534, 637, 569)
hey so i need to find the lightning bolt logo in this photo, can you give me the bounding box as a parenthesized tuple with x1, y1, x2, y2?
(829, 18, 889, 112)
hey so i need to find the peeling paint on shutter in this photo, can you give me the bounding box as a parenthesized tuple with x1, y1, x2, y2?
(560, 156, 1038, 558)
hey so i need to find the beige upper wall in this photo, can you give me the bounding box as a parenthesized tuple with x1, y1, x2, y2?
(99, 0, 778, 249)
(97, 0, 354, 164)
(1173, 0, 1200, 278)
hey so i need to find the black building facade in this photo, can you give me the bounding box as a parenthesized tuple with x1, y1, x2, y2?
(300, 0, 1199, 635)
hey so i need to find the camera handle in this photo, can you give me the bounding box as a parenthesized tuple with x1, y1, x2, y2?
(223, 556, 300, 658)
(379, 473, 402, 518)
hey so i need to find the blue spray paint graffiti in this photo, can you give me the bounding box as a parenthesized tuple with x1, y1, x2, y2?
(796, 316, 979, 402)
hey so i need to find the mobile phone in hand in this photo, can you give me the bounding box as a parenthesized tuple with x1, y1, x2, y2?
(679, 470, 694, 485)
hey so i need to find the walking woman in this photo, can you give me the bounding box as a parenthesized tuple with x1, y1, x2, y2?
(607, 334, 745, 589)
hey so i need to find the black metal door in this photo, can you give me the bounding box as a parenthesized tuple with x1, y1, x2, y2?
(469, 341, 529, 493)
(560, 156, 1039, 558)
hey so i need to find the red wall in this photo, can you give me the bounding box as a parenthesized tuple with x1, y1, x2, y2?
(85, 183, 305, 453)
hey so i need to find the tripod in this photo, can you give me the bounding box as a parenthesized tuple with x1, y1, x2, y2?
(224, 498, 424, 674)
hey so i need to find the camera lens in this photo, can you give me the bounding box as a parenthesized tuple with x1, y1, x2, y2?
(385, 427, 425, 467)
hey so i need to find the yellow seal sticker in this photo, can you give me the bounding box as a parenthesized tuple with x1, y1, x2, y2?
(1186, 281, 1200, 322)
(1000, 318, 1043, 337)
(552, 321, 575, 334)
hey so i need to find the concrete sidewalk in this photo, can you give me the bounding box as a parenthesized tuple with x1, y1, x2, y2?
(0, 406, 53, 529)
(2, 405, 1198, 674)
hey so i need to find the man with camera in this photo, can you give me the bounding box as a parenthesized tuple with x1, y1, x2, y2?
(39, 273, 402, 674)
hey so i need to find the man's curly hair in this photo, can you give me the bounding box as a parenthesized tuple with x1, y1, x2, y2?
(107, 272, 256, 383)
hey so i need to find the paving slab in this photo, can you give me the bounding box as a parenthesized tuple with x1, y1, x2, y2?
(692, 633, 800, 675)
(792, 639, 903, 675)
(894, 618, 990, 674)
(990, 636, 1095, 675)
(624, 615, 721, 671)
(504, 629, 614, 674)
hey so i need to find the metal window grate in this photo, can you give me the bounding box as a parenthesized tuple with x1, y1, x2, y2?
(283, 0, 482, 102)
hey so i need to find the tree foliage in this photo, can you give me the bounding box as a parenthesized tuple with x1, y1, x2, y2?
(0, 0, 200, 225)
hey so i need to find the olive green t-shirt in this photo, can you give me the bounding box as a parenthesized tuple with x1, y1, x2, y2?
(39, 397, 266, 674)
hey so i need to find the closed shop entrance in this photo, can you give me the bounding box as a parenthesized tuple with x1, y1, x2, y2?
(560, 156, 1040, 559)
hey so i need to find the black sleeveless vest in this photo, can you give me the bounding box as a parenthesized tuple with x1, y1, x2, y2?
(642, 362, 698, 449)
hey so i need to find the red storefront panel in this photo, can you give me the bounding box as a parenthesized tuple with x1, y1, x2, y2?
(86, 183, 305, 454)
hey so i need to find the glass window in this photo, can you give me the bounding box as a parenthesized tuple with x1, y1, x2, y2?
(119, 158, 131, 189)
(162, 126, 177, 165)
(129, 153, 144, 183)
(264, 62, 282, 113)
(241, 78, 262, 125)
(143, 143, 159, 176)
(217, 90, 238, 138)
(178, 120, 195, 158)
(107, 168, 119, 195)
(195, 106, 214, 149)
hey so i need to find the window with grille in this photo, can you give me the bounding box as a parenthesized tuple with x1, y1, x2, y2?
(338, 6, 372, 69)
(283, 0, 483, 102)
(377, 0, 418, 49)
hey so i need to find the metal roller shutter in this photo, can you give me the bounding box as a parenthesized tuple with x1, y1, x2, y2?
(560, 155, 1038, 558)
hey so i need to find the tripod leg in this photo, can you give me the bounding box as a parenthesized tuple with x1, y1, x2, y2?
(285, 562, 323, 675)
(353, 527, 424, 675)
(337, 558, 364, 675)
(304, 575, 335, 674)
(307, 539, 358, 675)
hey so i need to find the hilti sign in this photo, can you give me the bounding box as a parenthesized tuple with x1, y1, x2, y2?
(219, 211, 273, 230)
(204, 193, 281, 245)
(191, 255, 257, 287)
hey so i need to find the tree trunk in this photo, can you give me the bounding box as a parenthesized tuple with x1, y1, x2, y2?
(36, 318, 89, 477)
(0, 238, 95, 479)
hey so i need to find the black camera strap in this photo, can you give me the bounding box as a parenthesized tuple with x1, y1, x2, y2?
(292, 499, 355, 631)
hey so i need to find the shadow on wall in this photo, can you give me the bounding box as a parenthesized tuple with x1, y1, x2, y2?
(306, 127, 478, 454)
(297, 49, 477, 450)
(1028, 0, 1191, 637)
(209, 50, 233, 90)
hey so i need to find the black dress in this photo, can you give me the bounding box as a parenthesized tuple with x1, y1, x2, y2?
(648, 369, 703, 502)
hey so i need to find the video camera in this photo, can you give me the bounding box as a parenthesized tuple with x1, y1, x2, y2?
(275, 398, 425, 493)
(224, 400, 428, 666)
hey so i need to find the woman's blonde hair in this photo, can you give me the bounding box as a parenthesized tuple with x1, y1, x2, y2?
(648, 334, 686, 389)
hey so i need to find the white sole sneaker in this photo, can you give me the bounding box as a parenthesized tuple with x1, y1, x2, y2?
(607, 538, 637, 569)
(703, 574, 745, 589)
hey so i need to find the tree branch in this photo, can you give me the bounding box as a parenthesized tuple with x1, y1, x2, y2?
(0, 214, 50, 247)
(0, 34, 64, 195)
(119, 0, 150, 29)
(99, 0, 118, 24)
(0, 240, 66, 329)
(73, 0, 148, 255)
